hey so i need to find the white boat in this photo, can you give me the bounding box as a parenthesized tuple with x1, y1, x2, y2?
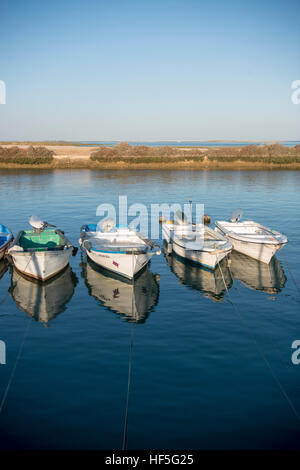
(10, 266, 77, 323)
(161, 211, 232, 270)
(8, 216, 76, 281)
(215, 209, 288, 264)
(79, 219, 161, 279)
(83, 260, 160, 323)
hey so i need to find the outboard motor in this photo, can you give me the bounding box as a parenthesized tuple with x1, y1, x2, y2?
(229, 208, 243, 223)
(174, 210, 189, 226)
(100, 218, 116, 233)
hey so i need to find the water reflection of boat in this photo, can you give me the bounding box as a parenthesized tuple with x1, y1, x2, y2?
(0, 259, 8, 280)
(229, 251, 286, 294)
(10, 266, 78, 323)
(82, 259, 160, 323)
(163, 242, 232, 302)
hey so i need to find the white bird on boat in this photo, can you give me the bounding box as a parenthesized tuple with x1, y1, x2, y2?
(215, 209, 288, 264)
(79, 219, 161, 279)
(161, 210, 232, 270)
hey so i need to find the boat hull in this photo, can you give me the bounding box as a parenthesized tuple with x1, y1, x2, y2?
(172, 240, 228, 269)
(215, 220, 287, 264)
(0, 239, 13, 260)
(219, 233, 284, 264)
(10, 248, 73, 281)
(86, 248, 154, 279)
(162, 223, 229, 270)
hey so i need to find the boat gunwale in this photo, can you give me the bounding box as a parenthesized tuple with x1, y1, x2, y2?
(172, 237, 232, 254)
(80, 228, 159, 255)
(215, 221, 288, 245)
(162, 222, 232, 254)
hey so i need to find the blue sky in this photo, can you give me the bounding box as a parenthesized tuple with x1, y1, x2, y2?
(0, 0, 299, 141)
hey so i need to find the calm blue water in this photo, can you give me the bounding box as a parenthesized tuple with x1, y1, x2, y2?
(79, 140, 300, 147)
(0, 169, 300, 449)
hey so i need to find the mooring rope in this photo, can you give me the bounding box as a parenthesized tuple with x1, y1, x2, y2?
(0, 284, 10, 307)
(0, 316, 33, 415)
(122, 321, 135, 450)
(217, 255, 300, 425)
(0, 253, 34, 415)
(122, 252, 136, 450)
(224, 254, 300, 381)
(281, 248, 300, 294)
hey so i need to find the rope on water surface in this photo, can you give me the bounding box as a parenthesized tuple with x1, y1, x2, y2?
(217, 255, 300, 426)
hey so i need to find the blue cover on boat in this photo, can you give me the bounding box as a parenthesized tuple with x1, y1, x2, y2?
(0, 224, 12, 248)
(81, 224, 98, 232)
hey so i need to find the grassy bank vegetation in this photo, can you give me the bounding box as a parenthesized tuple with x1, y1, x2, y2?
(90, 142, 300, 165)
(90, 142, 205, 163)
(0, 143, 300, 169)
(206, 144, 300, 163)
(0, 146, 54, 164)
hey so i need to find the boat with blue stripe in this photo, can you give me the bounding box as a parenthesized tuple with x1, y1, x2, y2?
(0, 224, 13, 260)
(79, 220, 161, 279)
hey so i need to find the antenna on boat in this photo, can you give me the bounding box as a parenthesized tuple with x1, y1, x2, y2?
(229, 208, 243, 223)
(29, 215, 56, 233)
(189, 199, 193, 225)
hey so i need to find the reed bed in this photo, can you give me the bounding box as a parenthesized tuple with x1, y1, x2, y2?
(91, 143, 300, 165)
(0, 146, 54, 164)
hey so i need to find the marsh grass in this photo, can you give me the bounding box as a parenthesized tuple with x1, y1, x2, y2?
(91, 142, 300, 165)
(90, 142, 205, 163)
(0, 146, 54, 164)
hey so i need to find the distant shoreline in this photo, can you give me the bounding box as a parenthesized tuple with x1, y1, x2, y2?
(1, 139, 299, 147)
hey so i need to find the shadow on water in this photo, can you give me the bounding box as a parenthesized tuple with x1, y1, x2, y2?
(162, 241, 232, 302)
(81, 257, 160, 324)
(229, 252, 286, 294)
(0, 259, 8, 280)
(9, 265, 78, 324)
